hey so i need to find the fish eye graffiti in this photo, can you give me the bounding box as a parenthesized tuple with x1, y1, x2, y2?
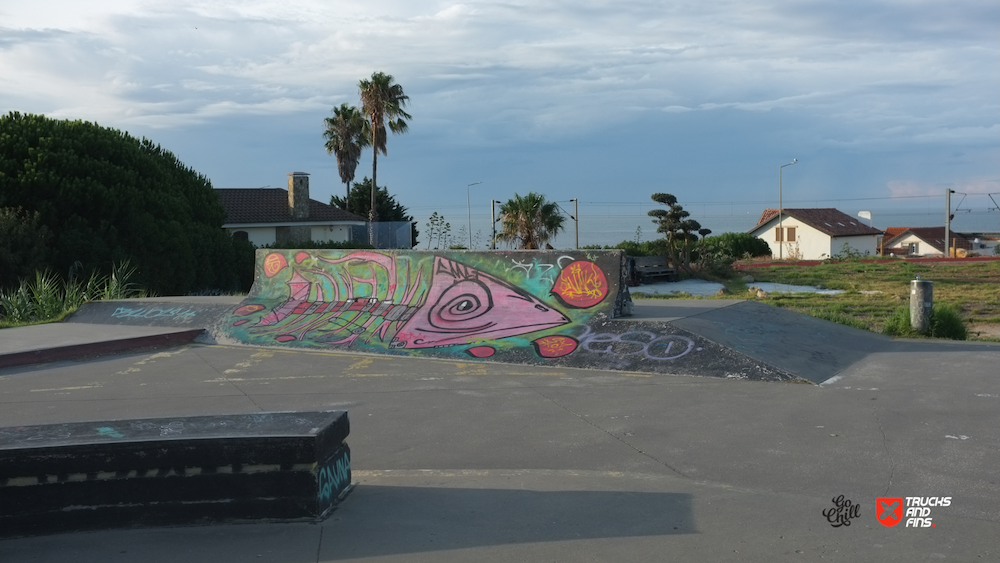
(221, 250, 699, 365)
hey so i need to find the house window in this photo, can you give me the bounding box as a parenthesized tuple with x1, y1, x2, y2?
(786, 227, 796, 242)
(775, 227, 783, 242)
(908, 242, 918, 255)
(233, 231, 249, 241)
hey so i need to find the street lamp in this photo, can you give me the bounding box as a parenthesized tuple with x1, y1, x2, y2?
(778, 159, 797, 260)
(466, 181, 482, 248)
(491, 200, 503, 250)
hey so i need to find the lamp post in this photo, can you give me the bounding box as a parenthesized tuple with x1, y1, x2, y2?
(466, 181, 482, 248)
(491, 200, 502, 250)
(778, 159, 797, 260)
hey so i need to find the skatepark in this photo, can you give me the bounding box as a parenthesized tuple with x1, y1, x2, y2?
(1, 250, 998, 561)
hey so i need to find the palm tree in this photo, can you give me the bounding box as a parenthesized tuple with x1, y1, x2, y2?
(496, 192, 566, 249)
(358, 72, 411, 227)
(323, 104, 370, 201)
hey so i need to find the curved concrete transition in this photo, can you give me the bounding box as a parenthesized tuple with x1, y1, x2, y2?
(205, 250, 803, 382)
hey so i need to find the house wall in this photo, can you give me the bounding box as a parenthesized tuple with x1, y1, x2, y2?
(229, 227, 276, 247)
(890, 234, 942, 257)
(226, 225, 354, 247)
(311, 225, 352, 243)
(830, 235, 878, 258)
(755, 217, 831, 260)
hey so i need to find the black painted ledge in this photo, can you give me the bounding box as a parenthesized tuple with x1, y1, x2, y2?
(0, 411, 351, 538)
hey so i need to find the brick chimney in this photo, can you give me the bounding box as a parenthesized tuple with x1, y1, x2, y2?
(288, 172, 310, 220)
(280, 171, 312, 244)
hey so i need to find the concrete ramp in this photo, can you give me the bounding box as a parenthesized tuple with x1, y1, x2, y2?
(667, 300, 893, 384)
(208, 250, 808, 382)
(66, 297, 242, 327)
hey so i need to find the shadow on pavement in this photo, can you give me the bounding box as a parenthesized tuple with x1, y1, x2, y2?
(321, 485, 695, 559)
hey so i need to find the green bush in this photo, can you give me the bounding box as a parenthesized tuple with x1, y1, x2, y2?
(881, 305, 966, 340)
(0, 261, 149, 325)
(929, 304, 967, 340)
(0, 112, 248, 295)
(702, 232, 771, 260)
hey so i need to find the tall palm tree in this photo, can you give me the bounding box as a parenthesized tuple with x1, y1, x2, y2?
(323, 104, 370, 201)
(358, 72, 411, 227)
(496, 192, 566, 249)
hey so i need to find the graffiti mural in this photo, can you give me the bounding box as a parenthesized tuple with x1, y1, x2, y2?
(220, 250, 707, 367)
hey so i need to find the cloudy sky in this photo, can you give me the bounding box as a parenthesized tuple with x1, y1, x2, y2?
(3, 0, 998, 246)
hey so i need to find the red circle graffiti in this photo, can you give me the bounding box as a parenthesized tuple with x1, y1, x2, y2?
(532, 335, 578, 358)
(295, 252, 310, 263)
(466, 346, 496, 358)
(552, 261, 608, 308)
(233, 304, 266, 316)
(264, 253, 288, 277)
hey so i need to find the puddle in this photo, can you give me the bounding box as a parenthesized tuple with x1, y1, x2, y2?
(632, 279, 844, 297)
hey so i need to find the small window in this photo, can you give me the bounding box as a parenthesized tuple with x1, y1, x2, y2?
(775, 227, 783, 242)
(908, 242, 919, 255)
(786, 227, 796, 242)
(233, 230, 249, 241)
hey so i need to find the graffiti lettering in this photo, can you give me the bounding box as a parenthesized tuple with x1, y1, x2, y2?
(112, 307, 197, 321)
(317, 453, 351, 503)
(577, 326, 695, 361)
(506, 256, 576, 286)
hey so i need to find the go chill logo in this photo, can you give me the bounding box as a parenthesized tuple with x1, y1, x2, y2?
(876, 497, 951, 528)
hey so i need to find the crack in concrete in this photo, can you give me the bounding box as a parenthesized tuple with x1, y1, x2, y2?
(533, 389, 690, 479)
(192, 349, 265, 412)
(873, 404, 894, 496)
(315, 525, 324, 563)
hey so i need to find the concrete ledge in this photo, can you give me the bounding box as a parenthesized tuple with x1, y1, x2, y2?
(0, 411, 351, 537)
(0, 328, 205, 369)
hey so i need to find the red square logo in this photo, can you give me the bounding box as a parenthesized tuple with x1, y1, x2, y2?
(876, 497, 904, 527)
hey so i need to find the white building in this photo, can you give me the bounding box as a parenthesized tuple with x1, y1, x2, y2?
(748, 208, 882, 260)
(216, 172, 365, 247)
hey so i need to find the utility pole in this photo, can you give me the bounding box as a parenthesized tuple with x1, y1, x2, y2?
(570, 198, 579, 249)
(945, 189, 954, 257)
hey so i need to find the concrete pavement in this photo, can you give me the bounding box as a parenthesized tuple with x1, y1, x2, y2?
(1, 335, 998, 561)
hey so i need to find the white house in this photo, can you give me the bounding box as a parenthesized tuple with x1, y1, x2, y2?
(748, 208, 882, 260)
(216, 172, 366, 247)
(882, 227, 973, 257)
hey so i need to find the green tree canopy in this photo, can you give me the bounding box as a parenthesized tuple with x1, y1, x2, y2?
(496, 192, 566, 249)
(648, 193, 703, 273)
(323, 103, 370, 201)
(0, 207, 53, 289)
(0, 112, 252, 294)
(358, 71, 411, 224)
(331, 177, 418, 248)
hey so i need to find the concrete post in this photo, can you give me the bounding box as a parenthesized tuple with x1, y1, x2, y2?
(910, 279, 933, 332)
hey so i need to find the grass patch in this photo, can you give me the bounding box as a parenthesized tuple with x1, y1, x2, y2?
(737, 259, 999, 340)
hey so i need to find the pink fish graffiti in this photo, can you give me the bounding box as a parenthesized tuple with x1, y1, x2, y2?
(241, 253, 569, 350)
(392, 257, 569, 348)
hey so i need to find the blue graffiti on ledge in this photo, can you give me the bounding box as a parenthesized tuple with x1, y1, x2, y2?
(317, 450, 351, 503)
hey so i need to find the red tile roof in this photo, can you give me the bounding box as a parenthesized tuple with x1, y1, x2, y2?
(751, 208, 883, 237)
(215, 189, 364, 224)
(883, 227, 908, 239)
(883, 227, 972, 253)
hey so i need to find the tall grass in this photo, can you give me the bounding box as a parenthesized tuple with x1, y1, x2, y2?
(0, 261, 149, 327)
(882, 305, 967, 340)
